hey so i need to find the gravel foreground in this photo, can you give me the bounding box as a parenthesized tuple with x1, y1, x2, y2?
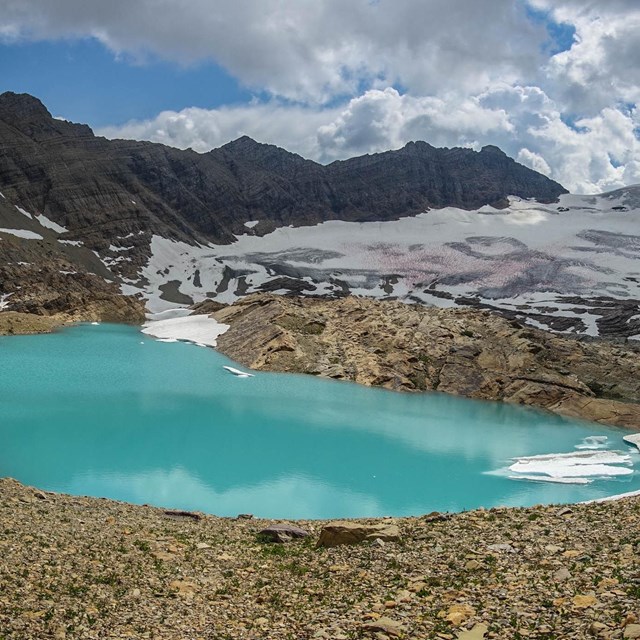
(2, 479, 640, 639)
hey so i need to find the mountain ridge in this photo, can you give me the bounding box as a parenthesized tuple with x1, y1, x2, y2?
(0, 91, 568, 250)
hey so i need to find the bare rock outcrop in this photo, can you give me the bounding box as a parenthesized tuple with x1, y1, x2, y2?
(214, 294, 640, 428)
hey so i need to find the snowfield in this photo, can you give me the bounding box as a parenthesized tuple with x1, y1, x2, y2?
(118, 187, 640, 339)
(0, 228, 44, 240)
(141, 315, 229, 347)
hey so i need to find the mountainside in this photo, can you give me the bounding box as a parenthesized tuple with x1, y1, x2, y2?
(0, 91, 567, 250)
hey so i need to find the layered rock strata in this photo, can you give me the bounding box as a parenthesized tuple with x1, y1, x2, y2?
(0, 91, 567, 252)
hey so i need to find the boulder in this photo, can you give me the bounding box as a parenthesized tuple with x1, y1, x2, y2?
(316, 521, 400, 548)
(258, 524, 310, 543)
(361, 616, 405, 637)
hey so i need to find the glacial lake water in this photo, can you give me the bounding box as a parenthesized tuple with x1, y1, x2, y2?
(1, 323, 638, 519)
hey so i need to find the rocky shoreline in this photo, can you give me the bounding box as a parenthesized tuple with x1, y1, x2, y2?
(0, 267, 146, 336)
(2, 477, 640, 640)
(3, 290, 638, 428)
(212, 294, 640, 429)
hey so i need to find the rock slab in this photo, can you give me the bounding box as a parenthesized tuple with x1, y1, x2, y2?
(258, 524, 310, 543)
(316, 521, 400, 548)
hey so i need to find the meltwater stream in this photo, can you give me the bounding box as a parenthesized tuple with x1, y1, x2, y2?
(1, 323, 638, 518)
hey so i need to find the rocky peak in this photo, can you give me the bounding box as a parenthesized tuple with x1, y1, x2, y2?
(0, 91, 52, 120)
(215, 135, 316, 174)
(400, 140, 437, 154)
(480, 144, 507, 156)
(0, 91, 93, 142)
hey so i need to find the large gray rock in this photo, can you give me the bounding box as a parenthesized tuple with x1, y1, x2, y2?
(316, 521, 400, 548)
(258, 524, 310, 543)
(361, 616, 405, 637)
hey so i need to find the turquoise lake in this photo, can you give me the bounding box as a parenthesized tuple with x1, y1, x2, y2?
(1, 323, 638, 519)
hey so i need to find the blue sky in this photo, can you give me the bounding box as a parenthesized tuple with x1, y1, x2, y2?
(0, 0, 638, 193)
(0, 39, 252, 127)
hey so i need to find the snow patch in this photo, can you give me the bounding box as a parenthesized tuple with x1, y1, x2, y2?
(141, 315, 229, 347)
(0, 228, 43, 240)
(58, 239, 83, 247)
(35, 214, 68, 234)
(0, 293, 12, 310)
(244, 220, 260, 229)
(145, 308, 193, 321)
(15, 205, 32, 219)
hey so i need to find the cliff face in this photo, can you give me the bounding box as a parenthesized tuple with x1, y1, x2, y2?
(213, 294, 640, 429)
(0, 92, 567, 248)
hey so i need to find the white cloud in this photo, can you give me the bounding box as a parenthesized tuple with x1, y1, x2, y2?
(0, 0, 544, 102)
(316, 88, 513, 158)
(517, 149, 551, 177)
(99, 102, 338, 160)
(531, 1, 640, 113)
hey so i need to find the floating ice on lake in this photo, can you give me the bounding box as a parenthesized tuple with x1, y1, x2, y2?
(509, 450, 633, 479)
(575, 436, 609, 450)
(509, 475, 592, 485)
(623, 434, 640, 451)
(223, 366, 254, 378)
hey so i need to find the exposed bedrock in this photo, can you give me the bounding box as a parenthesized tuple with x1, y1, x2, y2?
(0, 261, 146, 334)
(0, 92, 567, 250)
(213, 294, 640, 429)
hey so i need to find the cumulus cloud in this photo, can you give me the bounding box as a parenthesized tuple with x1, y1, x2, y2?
(316, 89, 513, 158)
(531, 0, 640, 112)
(98, 102, 338, 159)
(0, 0, 544, 102)
(517, 149, 552, 177)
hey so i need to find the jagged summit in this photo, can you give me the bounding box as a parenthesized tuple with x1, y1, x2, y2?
(219, 135, 263, 152)
(0, 91, 52, 119)
(480, 144, 507, 155)
(214, 135, 317, 172)
(0, 90, 93, 141)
